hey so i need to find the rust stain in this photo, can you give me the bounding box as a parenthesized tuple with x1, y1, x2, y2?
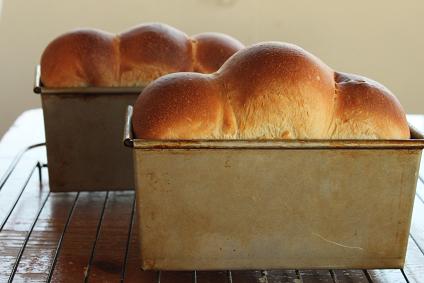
(142, 259, 156, 270)
(135, 139, 424, 150)
(224, 159, 231, 168)
(132, 134, 422, 269)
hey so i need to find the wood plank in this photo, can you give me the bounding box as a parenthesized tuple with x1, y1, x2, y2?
(49, 191, 107, 282)
(299, 269, 334, 283)
(0, 167, 49, 282)
(0, 109, 45, 160)
(159, 271, 194, 283)
(0, 162, 38, 231)
(231, 270, 299, 283)
(366, 269, 407, 283)
(411, 182, 424, 253)
(404, 237, 424, 283)
(417, 178, 424, 199)
(122, 207, 158, 283)
(331, 269, 368, 283)
(87, 191, 135, 282)
(10, 192, 77, 282)
(266, 270, 299, 282)
(0, 231, 30, 282)
(0, 156, 41, 193)
(231, 270, 269, 283)
(7, 192, 51, 282)
(197, 270, 229, 283)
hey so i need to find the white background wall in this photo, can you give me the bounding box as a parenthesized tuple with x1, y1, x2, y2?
(0, 0, 423, 136)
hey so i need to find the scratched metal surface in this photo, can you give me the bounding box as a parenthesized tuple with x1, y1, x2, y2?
(35, 66, 142, 192)
(0, 110, 423, 282)
(126, 105, 424, 270)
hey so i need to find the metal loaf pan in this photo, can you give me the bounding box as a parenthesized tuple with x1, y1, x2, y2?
(34, 65, 143, 191)
(124, 105, 424, 270)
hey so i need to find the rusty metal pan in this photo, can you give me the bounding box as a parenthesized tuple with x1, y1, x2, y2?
(124, 106, 424, 150)
(124, 105, 424, 270)
(34, 66, 144, 192)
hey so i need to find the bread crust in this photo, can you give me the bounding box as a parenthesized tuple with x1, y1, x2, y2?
(330, 72, 409, 139)
(192, 32, 244, 74)
(133, 42, 409, 140)
(40, 23, 244, 87)
(41, 29, 119, 87)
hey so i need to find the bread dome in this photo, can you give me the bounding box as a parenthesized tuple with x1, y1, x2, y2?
(133, 42, 409, 140)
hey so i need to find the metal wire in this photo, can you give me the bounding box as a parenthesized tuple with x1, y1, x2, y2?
(46, 192, 80, 282)
(0, 163, 38, 232)
(400, 269, 410, 283)
(193, 270, 198, 283)
(83, 191, 110, 283)
(227, 271, 233, 283)
(120, 194, 136, 283)
(0, 141, 421, 282)
(0, 143, 45, 192)
(7, 191, 51, 283)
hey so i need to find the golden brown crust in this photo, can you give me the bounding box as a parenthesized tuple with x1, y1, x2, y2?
(40, 23, 244, 87)
(331, 72, 410, 139)
(119, 23, 193, 87)
(132, 42, 409, 140)
(192, 32, 244, 74)
(218, 42, 335, 139)
(41, 29, 119, 87)
(132, 73, 233, 139)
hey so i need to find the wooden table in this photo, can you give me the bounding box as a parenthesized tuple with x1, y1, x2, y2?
(1, 109, 424, 283)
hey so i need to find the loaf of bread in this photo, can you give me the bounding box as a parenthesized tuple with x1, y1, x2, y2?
(40, 23, 244, 87)
(132, 42, 409, 140)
